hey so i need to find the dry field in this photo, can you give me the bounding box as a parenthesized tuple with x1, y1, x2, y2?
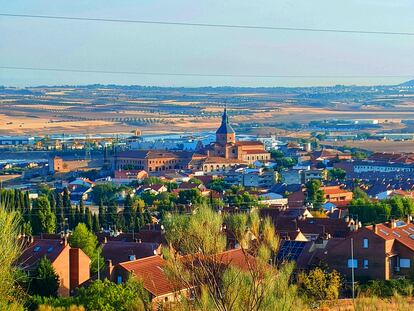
(325, 140, 414, 153)
(1, 86, 414, 136)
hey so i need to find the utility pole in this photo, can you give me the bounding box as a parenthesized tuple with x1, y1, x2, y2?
(351, 237, 355, 304)
(97, 251, 100, 281)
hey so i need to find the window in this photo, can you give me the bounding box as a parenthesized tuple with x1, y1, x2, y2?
(363, 238, 369, 249)
(33, 246, 41, 252)
(347, 259, 358, 268)
(117, 276, 123, 284)
(363, 259, 369, 269)
(400, 259, 411, 268)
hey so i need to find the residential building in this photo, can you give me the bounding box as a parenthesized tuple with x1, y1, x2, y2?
(18, 238, 90, 296)
(321, 185, 353, 207)
(317, 220, 414, 280)
(303, 169, 327, 183)
(224, 167, 277, 189)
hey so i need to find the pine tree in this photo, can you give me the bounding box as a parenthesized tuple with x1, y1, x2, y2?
(30, 257, 59, 297)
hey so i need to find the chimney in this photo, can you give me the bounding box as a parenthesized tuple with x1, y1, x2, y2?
(374, 224, 379, 234)
(62, 236, 68, 246)
(390, 219, 397, 229)
(106, 260, 113, 280)
(103, 237, 107, 244)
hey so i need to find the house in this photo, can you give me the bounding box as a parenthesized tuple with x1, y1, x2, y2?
(114, 169, 148, 180)
(321, 185, 353, 207)
(18, 238, 90, 296)
(70, 185, 93, 202)
(136, 184, 168, 195)
(316, 220, 414, 280)
(303, 169, 327, 183)
(258, 193, 288, 207)
(281, 169, 303, 185)
(224, 167, 277, 189)
(102, 240, 162, 265)
(111, 248, 258, 308)
(375, 189, 414, 200)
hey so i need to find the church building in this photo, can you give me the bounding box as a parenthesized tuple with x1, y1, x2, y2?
(204, 107, 270, 164)
(114, 107, 270, 174)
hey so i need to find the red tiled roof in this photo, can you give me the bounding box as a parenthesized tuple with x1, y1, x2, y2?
(119, 249, 259, 297)
(102, 241, 161, 265)
(322, 186, 352, 195)
(18, 239, 67, 269)
(243, 150, 269, 155)
(368, 222, 414, 251)
(119, 255, 173, 297)
(235, 141, 264, 146)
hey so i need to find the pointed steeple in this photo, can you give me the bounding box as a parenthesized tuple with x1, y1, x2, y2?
(216, 106, 235, 135)
(216, 106, 236, 145)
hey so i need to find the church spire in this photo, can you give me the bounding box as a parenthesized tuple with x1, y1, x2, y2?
(216, 105, 236, 145)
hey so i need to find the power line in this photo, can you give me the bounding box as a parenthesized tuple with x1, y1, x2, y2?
(1, 66, 412, 79)
(1, 13, 414, 36)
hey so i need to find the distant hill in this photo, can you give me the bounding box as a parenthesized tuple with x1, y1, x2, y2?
(399, 79, 414, 87)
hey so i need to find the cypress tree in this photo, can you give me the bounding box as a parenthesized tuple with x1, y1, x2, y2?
(92, 213, 100, 233)
(56, 193, 64, 231)
(85, 207, 93, 230)
(106, 201, 118, 230)
(123, 194, 133, 231)
(69, 207, 76, 230)
(63, 187, 71, 210)
(98, 200, 106, 229)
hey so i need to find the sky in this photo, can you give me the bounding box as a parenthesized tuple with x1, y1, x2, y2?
(0, 0, 413, 87)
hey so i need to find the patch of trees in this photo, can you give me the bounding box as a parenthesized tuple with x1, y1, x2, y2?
(348, 196, 414, 225)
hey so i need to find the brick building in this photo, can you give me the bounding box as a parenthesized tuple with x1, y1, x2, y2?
(113, 108, 270, 174)
(18, 238, 90, 296)
(317, 220, 414, 280)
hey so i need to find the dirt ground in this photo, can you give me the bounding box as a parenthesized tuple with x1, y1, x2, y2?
(325, 140, 414, 153)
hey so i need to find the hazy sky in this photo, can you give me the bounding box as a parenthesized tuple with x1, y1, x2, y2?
(1, 0, 413, 87)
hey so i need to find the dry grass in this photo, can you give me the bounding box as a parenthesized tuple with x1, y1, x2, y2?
(326, 140, 414, 153)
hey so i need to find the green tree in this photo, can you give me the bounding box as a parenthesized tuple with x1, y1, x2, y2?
(91, 183, 119, 205)
(33, 278, 151, 311)
(298, 267, 342, 302)
(177, 189, 206, 205)
(69, 223, 103, 274)
(162, 206, 302, 311)
(85, 207, 93, 231)
(207, 178, 228, 193)
(305, 180, 325, 210)
(0, 206, 25, 309)
(62, 187, 71, 210)
(98, 199, 106, 229)
(328, 168, 346, 181)
(31, 196, 56, 234)
(353, 187, 370, 201)
(30, 257, 60, 297)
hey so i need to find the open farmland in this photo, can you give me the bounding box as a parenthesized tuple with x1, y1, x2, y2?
(324, 140, 414, 153)
(1, 83, 414, 136)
